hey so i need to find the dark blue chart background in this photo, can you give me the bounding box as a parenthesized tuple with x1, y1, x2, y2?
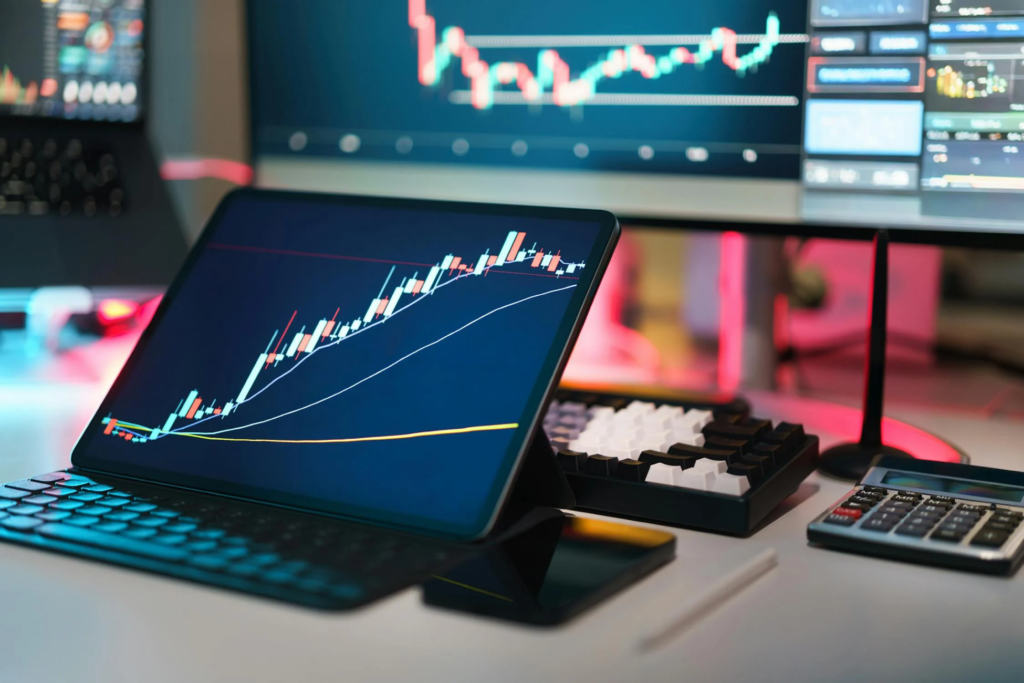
(78, 196, 605, 537)
(249, 0, 808, 179)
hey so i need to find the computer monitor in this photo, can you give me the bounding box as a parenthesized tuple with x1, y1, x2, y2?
(1, 0, 146, 123)
(246, 0, 1024, 245)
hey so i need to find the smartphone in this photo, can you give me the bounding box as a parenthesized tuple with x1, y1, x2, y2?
(422, 513, 675, 625)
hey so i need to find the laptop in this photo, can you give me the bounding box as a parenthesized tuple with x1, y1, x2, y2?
(0, 0, 186, 289)
(0, 189, 619, 609)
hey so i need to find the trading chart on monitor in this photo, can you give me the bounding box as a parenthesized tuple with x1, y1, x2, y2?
(82, 197, 604, 527)
(249, 0, 810, 180)
(0, 0, 145, 122)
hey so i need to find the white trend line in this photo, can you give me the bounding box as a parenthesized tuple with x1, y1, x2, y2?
(184, 284, 577, 437)
(462, 33, 810, 48)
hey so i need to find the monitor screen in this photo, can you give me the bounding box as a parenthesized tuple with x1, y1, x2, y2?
(74, 192, 615, 540)
(0, 0, 145, 123)
(248, 0, 1024, 236)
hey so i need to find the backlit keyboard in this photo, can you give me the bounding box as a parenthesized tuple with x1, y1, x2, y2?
(545, 388, 819, 535)
(0, 137, 124, 217)
(0, 470, 464, 609)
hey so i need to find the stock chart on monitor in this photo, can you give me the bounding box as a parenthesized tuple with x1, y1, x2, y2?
(80, 196, 607, 531)
(0, 0, 145, 122)
(249, 0, 810, 180)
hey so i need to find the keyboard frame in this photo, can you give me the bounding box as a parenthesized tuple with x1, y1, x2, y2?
(551, 388, 819, 535)
(808, 457, 1024, 575)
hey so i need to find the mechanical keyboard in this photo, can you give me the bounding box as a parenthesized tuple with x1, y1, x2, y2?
(0, 136, 125, 217)
(0, 470, 466, 609)
(808, 455, 1024, 574)
(545, 388, 819, 535)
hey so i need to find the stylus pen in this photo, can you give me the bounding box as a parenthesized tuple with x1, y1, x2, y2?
(638, 548, 779, 652)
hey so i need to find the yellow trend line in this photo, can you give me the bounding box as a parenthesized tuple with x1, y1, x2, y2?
(429, 575, 513, 602)
(135, 422, 519, 444)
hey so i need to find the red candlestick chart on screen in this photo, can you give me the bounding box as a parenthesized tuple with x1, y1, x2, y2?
(102, 229, 585, 446)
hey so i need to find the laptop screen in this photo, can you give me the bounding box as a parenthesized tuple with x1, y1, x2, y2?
(73, 192, 616, 540)
(1, 0, 145, 123)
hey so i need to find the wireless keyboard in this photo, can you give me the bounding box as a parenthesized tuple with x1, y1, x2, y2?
(808, 455, 1024, 575)
(0, 470, 466, 609)
(545, 388, 819, 535)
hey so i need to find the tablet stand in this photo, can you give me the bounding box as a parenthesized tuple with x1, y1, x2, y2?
(489, 430, 576, 539)
(818, 229, 913, 481)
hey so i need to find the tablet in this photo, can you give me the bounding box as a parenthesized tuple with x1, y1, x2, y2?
(72, 190, 619, 541)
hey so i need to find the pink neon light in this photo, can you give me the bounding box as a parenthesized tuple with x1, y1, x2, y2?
(718, 232, 746, 392)
(159, 158, 254, 186)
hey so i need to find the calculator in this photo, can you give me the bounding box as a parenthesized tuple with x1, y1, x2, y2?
(808, 456, 1024, 575)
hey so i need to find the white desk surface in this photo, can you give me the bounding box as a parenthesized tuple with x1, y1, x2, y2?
(2, 344, 1023, 683)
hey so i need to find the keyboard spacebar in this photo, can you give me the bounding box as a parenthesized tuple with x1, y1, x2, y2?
(38, 523, 188, 562)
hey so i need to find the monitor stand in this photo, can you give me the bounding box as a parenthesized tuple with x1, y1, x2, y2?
(817, 229, 913, 481)
(489, 430, 576, 538)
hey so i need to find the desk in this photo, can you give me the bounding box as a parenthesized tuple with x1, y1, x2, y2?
(1, 340, 1023, 683)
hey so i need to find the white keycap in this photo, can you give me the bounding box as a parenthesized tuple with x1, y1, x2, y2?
(612, 411, 644, 427)
(710, 473, 751, 496)
(670, 431, 705, 448)
(587, 406, 616, 420)
(655, 404, 684, 420)
(569, 437, 599, 454)
(694, 458, 728, 474)
(645, 431, 674, 452)
(646, 464, 675, 486)
(676, 468, 716, 490)
(684, 409, 714, 430)
(642, 413, 673, 431)
(624, 400, 656, 415)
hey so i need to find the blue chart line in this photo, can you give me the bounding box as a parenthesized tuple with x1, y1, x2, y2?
(101, 228, 584, 446)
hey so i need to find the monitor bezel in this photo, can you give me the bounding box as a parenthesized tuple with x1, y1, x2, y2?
(69, 187, 620, 542)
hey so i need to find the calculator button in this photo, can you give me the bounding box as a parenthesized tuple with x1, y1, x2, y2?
(868, 512, 907, 524)
(932, 529, 966, 543)
(906, 514, 941, 527)
(989, 515, 1020, 528)
(862, 519, 897, 532)
(958, 504, 988, 513)
(861, 486, 889, 495)
(945, 515, 981, 527)
(970, 530, 1010, 548)
(994, 509, 1023, 519)
(854, 490, 885, 501)
(832, 507, 863, 519)
(890, 494, 922, 505)
(928, 496, 956, 505)
(894, 524, 929, 537)
(879, 505, 911, 516)
(983, 521, 1016, 533)
(917, 505, 949, 515)
(938, 522, 975, 534)
(824, 514, 857, 526)
(840, 500, 873, 512)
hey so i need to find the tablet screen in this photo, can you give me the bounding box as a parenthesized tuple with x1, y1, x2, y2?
(74, 192, 615, 539)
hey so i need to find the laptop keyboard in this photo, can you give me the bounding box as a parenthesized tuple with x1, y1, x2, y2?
(0, 137, 124, 217)
(0, 471, 460, 609)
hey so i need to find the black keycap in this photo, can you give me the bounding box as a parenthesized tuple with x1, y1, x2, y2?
(614, 459, 650, 482)
(841, 501, 874, 512)
(970, 530, 1010, 548)
(728, 462, 761, 483)
(862, 519, 896, 532)
(932, 529, 966, 542)
(867, 512, 906, 524)
(70, 493, 104, 503)
(77, 505, 113, 517)
(556, 449, 588, 472)
(36, 511, 72, 522)
(0, 487, 30, 500)
(49, 500, 84, 511)
(9, 504, 44, 516)
(937, 523, 975, 535)
(989, 515, 1020, 528)
(890, 494, 922, 505)
(583, 455, 619, 476)
(994, 509, 1024, 519)
(775, 422, 806, 439)
(665, 443, 735, 463)
(42, 487, 75, 498)
(928, 496, 956, 505)
(740, 453, 772, 477)
(642, 450, 694, 469)
(31, 473, 70, 484)
(824, 514, 856, 526)
(704, 435, 750, 457)
(104, 511, 139, 522)
(916, 505, 949, 515)
(958, 504, 989, 513)
(703, 420, 769, 442)
(761, 430, 801, 459)
(37, 523, 188, 561)
(907, 514, 941, 525)
(895, 525, 929, 537)
(881, 502, 913, 511)
(64, 516, 100, 527)
(2, 516, 43, 531)
(861, 486, 889, 495)
(983, 522, 1016, 533)
(124, 528, 158, 539)
(5, 480, 50, 493)
(846, 496, 879, 507)
(22, 495, 56, 506)
(132, 516, 169, 528)
(751, 443, 780, 468)
(945, 516, 981, 528)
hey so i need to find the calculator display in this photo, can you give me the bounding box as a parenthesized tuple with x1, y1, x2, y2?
(882, 472, 1024, 503)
